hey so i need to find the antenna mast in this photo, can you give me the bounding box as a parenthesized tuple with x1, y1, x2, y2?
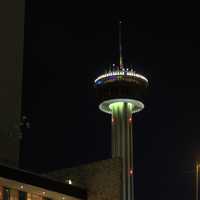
(119, 21, 123, 69)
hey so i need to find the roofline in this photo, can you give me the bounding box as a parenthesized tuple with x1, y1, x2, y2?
(0, 164, 87, 200)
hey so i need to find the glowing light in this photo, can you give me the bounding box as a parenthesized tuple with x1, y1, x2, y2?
(96, 80, 102, 85)
(94, 69, 148, 84)
(129, 169, 133, 176)
(109, 102, 124, 110)
(62, 197, 65, 200)
(99, 99, 144, 114)
(20, 185, 23, 189)
(128, 117, 132, 123)
(42, 192, 46, 195)
(112, 117, 115, 123)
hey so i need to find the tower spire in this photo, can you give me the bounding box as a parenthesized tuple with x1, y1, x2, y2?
(119, 20, 123, 69)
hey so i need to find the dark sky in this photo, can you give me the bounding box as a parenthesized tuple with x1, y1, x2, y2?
(21, 1, 200, 200)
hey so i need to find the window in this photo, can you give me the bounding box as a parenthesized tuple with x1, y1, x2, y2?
(19, 191, 26, 200)
(3, 188, 10, 200)
(10, 189, 18, 200)
(27, 193, 42, 200)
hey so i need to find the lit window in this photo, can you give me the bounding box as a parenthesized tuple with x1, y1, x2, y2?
(10, 189, 18, 200)
(65, 179, 72, 185)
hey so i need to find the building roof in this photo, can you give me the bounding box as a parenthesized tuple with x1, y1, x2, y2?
(0, 164, 87, 200)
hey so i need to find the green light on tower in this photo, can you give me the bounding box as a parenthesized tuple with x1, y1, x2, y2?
(109, 102, 133, 111)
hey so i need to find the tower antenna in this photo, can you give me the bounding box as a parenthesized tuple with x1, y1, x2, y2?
(119, 20, 123, 69)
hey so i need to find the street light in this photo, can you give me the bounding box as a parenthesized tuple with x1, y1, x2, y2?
(196, 162, 200, 200)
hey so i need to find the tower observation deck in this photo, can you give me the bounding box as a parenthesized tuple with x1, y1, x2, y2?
(94, 22, 149, 200)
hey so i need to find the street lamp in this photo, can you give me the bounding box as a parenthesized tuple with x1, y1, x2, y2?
(196, 162, 200, 200)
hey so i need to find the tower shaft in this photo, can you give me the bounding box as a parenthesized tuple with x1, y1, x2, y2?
(111, 102, 134, 200)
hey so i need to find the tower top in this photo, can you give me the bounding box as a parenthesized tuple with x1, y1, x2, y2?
(94, 22, 148, 115)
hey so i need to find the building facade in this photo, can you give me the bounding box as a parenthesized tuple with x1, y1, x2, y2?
(0, 0, 25, 167)
(0, 165, 86, 200)
(47, 158, 122, 200)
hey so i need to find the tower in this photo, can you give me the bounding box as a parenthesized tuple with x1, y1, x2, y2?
(94, 22, 148, 200)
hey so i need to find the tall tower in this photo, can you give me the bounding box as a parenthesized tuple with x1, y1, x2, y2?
(94, 22, 148, 200)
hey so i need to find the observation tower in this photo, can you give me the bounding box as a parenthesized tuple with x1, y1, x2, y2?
(94, 22, 148, 200)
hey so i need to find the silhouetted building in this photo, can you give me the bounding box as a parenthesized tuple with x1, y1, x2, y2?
(0, 0, 24, 167)
(0, 2, 87, 200)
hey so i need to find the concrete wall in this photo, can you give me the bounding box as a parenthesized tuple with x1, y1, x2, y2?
(47, 158, 122, 200)
(0, 0, 24, 166)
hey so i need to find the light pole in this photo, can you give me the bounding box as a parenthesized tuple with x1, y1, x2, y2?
(196, 162, 200, 200)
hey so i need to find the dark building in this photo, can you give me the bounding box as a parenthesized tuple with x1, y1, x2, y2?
(0, 1, 85, 200)
(0, 0, 24, 167)
(0, 2, 86, 200)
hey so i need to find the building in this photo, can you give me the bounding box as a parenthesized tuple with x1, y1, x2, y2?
(0, 0, 24, 167)
(0, 164, 86, 200)
(0, 2, 87, 200)
(47, 158, 122, 200)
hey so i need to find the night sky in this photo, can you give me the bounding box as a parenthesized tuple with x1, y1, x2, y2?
(21, 1, 200, 200)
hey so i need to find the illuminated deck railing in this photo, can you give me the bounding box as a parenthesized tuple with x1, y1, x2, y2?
(94, 69, 148, 85)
